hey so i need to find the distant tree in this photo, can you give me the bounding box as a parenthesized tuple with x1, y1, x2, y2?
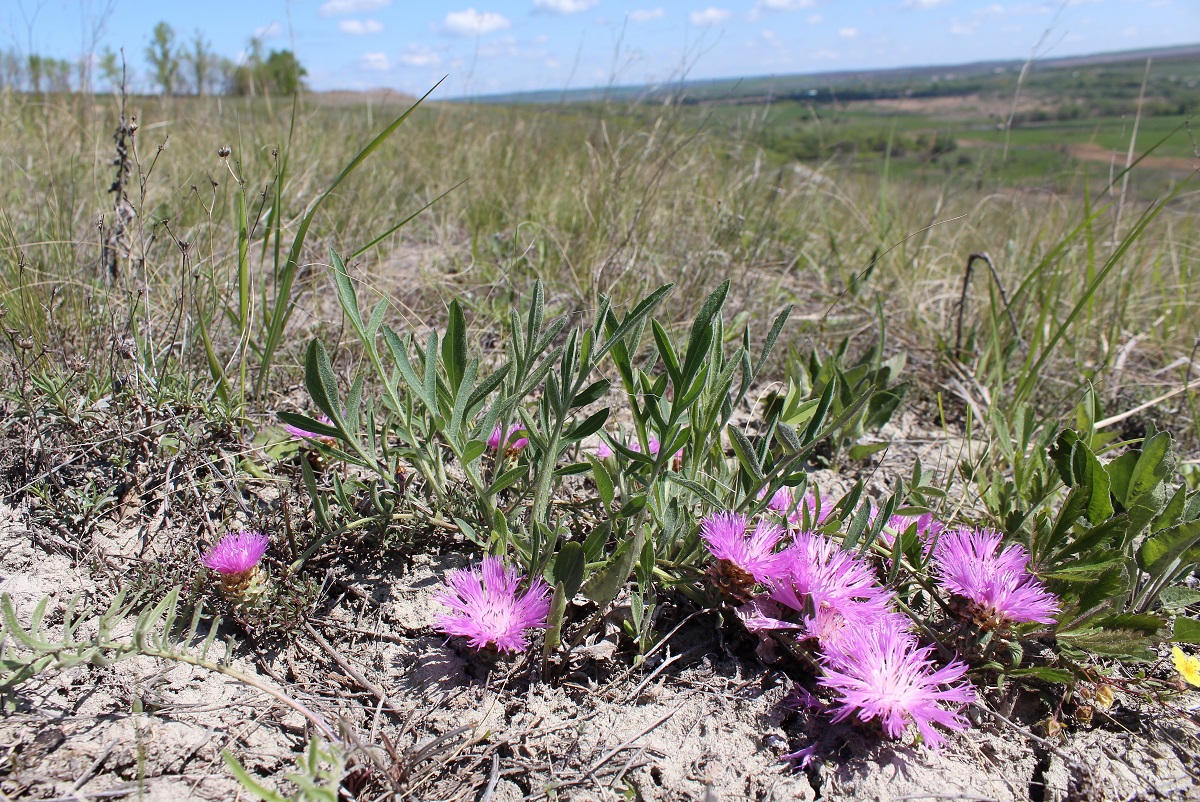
(261, 49, 306, 95)
(230, 36, 265, 97)
(27, 54, 43, 93)
(229, 42, 306, 97)
(184, 29, 216, 95)
(98, 46, 122, 91)
(0, 49, 22, 90)
(145, 21, 180, 95)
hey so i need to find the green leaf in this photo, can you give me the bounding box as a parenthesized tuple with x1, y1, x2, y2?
(1173, 616, 1200, 644)
(582, 530, 643, 608)
(572, 379, 611, 409)
(564, 408, 610, 443)
(1157, 586, 1200, 611)
(442, 299, 468, 396)
(667, 475, 725, 510)
(587, 455, 614, 508)
(1106, 451, 1139, 507)
(727, 425, 763, 481)
(488, 464, 528, 495)
(542, 582, 568, 656)
(1136, 518, 1200, 577)
(651, 320, 682, 387)
(847, 441, 889, 461)
(617, 494, 647, 519)
(1005, 667, 1075, 684)
(1093, 612, 1166, 635)
(304, 340, 342, 426)
(1130, 431, 1174, 503)
(680, 280, 729, 384)
(552, 542, 587, 598)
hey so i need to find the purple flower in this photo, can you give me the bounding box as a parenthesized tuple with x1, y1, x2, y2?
(700, 512, 786, 584)
(761, 487, 836, 529)
(876, 511, 945, 555)
(284, 414, 337, 445)
(593, 441, 614, 459)
(819, 623, 976, 751)
(771, 533, 893, 618)
(202, 531, 269, 576)
(488, 424, 529, 455)
(432, 556, 551, 653)
(933, 527, 1059, 628)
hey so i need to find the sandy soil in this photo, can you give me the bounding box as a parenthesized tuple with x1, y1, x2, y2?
(3, 411, 1200, 800)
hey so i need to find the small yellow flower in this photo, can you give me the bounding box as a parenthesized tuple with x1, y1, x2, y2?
(1171, 646, 1200, 687)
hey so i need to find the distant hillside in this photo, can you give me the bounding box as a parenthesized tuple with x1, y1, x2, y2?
(469, 43, 1200, 107)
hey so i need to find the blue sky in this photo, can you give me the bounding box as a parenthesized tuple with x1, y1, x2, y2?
(8, 0, 1198, 97)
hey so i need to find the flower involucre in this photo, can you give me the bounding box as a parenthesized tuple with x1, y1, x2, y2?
(933, 527, 1059, 628)
(700, 512, 786, 584)
(433, 556, 551, 653)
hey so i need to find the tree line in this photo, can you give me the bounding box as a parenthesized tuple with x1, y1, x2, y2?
(0, 21, 306, 97)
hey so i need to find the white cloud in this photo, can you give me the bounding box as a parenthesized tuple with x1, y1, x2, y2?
(750, 0, 814, 18)
(360, 52, 389, 70)
(807, 13, 824, 23)
(442, 8, 512, 36)
(838, 26, 858, 37)
(1122, 24, 1138, 36)
(810, 48, 838, 59)
(339, 19, 384, 34)
(950, 17, 978, 34)
(689, 7, 732, 25)
(630, 7, 666, 21)
(320, 0, 391, 17)
(902, 0, 952, 7)
(533, 0, 598, 12)
(255, 21, 282, 39)
(400, 45, 442, 66)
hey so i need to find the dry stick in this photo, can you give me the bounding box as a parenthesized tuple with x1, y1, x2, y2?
(302, 621, 393, 708)
(1115, 57, 1152, 238)
(585, 705, 681, 778)
(953, 252, 1024, 362)
(1094, 376, 1200, 430)
(480, 753, 502, 802)
(971, 703, 1095, 788)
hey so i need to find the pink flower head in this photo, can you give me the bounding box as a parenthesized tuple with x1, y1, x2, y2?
(771, 533, 892, 617)
(432, 556, 551, 653)
(700, 512, 786, 584)
(933, 527, 1059, 627)
(488, 424, 529, 455)
(819, 623, 976, 751)
(646, 436, 684, 465)
(761, 488, 836, 529)
(877, 512, 945, 554)
(202, 531, 269, 575)
(284, 414, 336, 446)
(593, 440, 614, 459)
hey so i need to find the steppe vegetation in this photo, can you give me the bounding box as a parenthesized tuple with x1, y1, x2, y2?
(1, 43, 1200, 800)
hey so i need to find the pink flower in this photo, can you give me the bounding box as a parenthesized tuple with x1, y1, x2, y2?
(771, 533, 893, 619)
(700, 512, 786, 584)
(819, 622, 976, 751)
(488, 424, 529, 455)
(646, 437, 683, 463)
(432, 556, 551, 653)
(284, 414, 336, 445)
(760, 487, 836, 529)
(593, 441, 614, 459)
(933, 527, 1059, 627)
(202, 531, 269, 575)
